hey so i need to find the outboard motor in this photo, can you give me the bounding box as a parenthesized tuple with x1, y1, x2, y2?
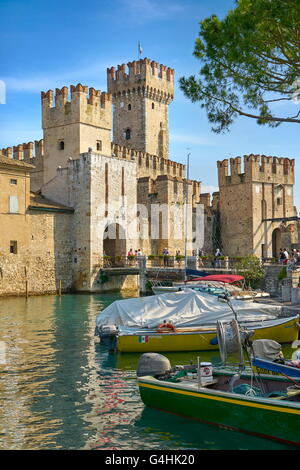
(137, 353, 171, 377)
(98, 324, 118, 352)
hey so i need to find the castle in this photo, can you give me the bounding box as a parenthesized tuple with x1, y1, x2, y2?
(0, 57, 299, 295)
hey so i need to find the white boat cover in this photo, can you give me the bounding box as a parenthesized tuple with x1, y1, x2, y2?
(96, 290, 283, 330)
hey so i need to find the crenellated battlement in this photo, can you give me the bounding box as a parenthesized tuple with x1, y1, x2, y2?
(111, 143, 185, 179)
(218, 154, 295, 186)
(107, 58, 174, 102)
(41, 84, 112, 129)
(0, 140, 44, 163)
(0, 140, 44, 191)
(199, 191, 220, 211)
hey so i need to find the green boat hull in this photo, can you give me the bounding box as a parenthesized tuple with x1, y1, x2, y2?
(138, 375, 300, 446)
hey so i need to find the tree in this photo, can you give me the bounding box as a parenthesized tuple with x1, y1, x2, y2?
(235, 255, 265, 289)
(179, 0, 300, 133)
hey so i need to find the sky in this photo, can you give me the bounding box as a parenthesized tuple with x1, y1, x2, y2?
(0, 0, 299, 209)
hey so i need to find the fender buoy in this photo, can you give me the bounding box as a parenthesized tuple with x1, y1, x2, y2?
(156, 322, 177, 333)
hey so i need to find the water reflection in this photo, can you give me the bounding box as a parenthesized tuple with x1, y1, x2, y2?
(0, 293, 295, 450)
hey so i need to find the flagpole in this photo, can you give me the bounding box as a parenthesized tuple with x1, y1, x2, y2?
(184, 150, 191, 283)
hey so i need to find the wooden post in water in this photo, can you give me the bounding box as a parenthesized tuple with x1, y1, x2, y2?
(24, 266, 28, 299)
(138, 256, 147, 294)
(58, 280, 62, 297)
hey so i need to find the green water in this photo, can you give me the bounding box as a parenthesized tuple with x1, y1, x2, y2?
(0, 293, 296, 450)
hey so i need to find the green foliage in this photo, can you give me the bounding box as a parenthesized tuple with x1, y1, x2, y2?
(147, 255, 155, 260)
(180, 0, 300, 133)
(235, 255, 265, 288)
(98, 272, 109, 284)
(278, 267, 287, 281)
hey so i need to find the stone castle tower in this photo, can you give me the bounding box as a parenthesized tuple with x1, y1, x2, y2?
(218, 155, 298, 258)
(107, 58, 174, 158)
(41, 85, 112, 183)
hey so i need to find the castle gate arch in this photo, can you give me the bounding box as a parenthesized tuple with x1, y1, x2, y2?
(103, 223, 126, 259)
(272, 228, 282, 259)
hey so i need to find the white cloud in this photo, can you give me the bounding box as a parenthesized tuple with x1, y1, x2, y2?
(2, 59, 126, 93)
(120, 0, 185, 23)
(201, 185, 219, 194)
(170, 133, 222, 147)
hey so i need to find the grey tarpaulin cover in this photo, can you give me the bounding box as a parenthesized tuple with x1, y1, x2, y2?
(252, 339, 283, 361)
(96, 290, 282, 330)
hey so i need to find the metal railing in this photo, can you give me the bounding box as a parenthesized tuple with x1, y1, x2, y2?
(98, 255, 287, 270)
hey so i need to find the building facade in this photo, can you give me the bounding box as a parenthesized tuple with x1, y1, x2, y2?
(0, 57, 298, 295)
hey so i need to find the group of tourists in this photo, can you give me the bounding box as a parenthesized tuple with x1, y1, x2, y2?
(127, 248, 143, 265)
(279, 248, 300, 266)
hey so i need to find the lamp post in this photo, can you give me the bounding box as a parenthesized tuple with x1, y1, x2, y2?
(184, 150, 191, 281)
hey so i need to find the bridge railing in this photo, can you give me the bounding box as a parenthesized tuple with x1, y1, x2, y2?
(99, 255, 282, 270)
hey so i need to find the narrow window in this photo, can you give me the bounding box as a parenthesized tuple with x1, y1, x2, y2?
(124, 128, 131, 140)
(174, 179, 178, 194)
(105, 163, 108, 217)
(277, 197, 282, 205)
(152, 103, 155, 109)
(10, 241, 17, 254)
(96, 140, 102, 151)
(128, 104, 131, 111)
(121, 167, 125, 197)
(9, 195, 19, 213)
(59, 141, 64, 150)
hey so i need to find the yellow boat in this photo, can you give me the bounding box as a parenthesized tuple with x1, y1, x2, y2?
(116, 316, 300, 353)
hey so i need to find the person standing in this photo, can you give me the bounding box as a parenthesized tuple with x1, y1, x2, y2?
(163, 248, 169, 267)
(283, 248, 289, 265)
(214, 248, 222, 268)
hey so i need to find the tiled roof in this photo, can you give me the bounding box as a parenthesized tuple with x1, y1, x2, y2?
(29, 192, 74, 212)
(0, 154, 35, 169)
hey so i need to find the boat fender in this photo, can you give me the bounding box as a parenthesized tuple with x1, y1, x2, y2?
(210, 336, 218, 345)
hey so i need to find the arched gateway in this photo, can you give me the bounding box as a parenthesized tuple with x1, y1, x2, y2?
(103, 223, 126, 259)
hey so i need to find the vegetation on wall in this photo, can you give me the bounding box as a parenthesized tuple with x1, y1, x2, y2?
(235, 255, 265, 288)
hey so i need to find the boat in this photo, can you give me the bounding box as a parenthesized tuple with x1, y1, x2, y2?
(250, 338, 300, 378)
(95, 290, 299, 352)
(137, 358, 300, 447)
(150, 274, 270, 300)
(136, 319, 300, 446)
(106, 316, 299, 352)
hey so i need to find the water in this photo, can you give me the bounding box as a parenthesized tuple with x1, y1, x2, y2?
(0, 293, 296, 450)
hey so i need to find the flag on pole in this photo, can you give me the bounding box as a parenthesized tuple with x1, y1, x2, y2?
(138, 41, 142, 58)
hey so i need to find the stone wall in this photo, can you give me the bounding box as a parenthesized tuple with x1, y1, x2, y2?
(0, 210, 73, 296)
(218, 155, 297, 258)
(262, 265, 285, 297)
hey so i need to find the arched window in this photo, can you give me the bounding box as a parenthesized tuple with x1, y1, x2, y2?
(96, 140, 102, 151)
(59, 140, 64, 150)
(124, 128, 131, 140)
(152, 103, 155, 109)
